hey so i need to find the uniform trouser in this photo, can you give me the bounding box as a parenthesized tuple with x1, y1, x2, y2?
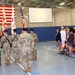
(0, 50, 1, 65)
(4, 50, 11, 62)
(23, 52, 32, 69)
(32, 49, 37, 59)
(13, 48, 20, 60)
(3, 43, 11, 63)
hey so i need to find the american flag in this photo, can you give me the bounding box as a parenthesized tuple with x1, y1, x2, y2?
(0, 5, 15, 32)
(2, 5, 7, 31)
(20, 7, 25, 28)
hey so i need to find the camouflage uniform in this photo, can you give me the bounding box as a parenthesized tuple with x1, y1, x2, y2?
(30, 33, 38, 60)
(18, 32, 33, 72)
(0, 37, 1, 65)
(1, 34, 11, 64)
(11, 33, 20, 63)
(0, 37, 1, 48)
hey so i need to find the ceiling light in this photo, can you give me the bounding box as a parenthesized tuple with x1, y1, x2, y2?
(60, 2, 65, 6)
(18, 3, 21, 5)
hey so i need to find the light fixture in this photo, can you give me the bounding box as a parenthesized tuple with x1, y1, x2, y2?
(18, 3, 21, 5)
(60, 2, 65, 6)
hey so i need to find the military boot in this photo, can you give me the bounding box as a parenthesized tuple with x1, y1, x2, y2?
(24, 67, 30, 72)
(14, 59, 17, 63)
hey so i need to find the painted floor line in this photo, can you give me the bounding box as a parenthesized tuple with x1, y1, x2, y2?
(11, 57, 32, 75)
(43, 42, 57, 51)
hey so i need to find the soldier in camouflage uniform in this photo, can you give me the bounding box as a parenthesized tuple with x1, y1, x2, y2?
(1, 30, 11, 64)
(18, 28, 33, 72)
(0, 37, 1, 65)
(0, 36, 1, 48)
(30, 29, 38, 60)
(11, 29, 20, 63)
(0, 29, 2, 48)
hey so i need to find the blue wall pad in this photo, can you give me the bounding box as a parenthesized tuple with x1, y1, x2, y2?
(7, 26, 75, 42)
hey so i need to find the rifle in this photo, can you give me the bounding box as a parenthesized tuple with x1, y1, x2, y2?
(1, 35, 12, 48)
(12, 34, 18, 42)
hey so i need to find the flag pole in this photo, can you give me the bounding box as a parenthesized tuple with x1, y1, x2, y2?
(20, 6, 26, 28)
(2, 4, 7, 35)
(11, 5, 16, 35)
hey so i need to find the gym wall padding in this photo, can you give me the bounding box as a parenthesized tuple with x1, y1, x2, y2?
(7, 26, 75, 42)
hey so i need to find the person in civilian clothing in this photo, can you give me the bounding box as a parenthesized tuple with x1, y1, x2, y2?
(55, 28, 61, 53)
(67, 28, 74, 56)
(60, 26, 66, 48)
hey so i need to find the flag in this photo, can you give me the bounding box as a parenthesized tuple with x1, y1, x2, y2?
(20, 7, 25, 28)
(0, 5, 15, 34)
(11, 6, 16, 34)
(2, 5, 7, 31)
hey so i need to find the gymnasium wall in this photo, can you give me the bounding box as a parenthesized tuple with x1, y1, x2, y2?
(14, 7, 75, 42)
(1, 7, 75, 28)
(7, 27, 57, 42)
(14, 7, 75, 28)
(14, 7, 53, 28)
(5, 7, 75, 29)
(7, 26, 75, 42)
(54, 8, 75, 26)
(1, 7, 75, 42)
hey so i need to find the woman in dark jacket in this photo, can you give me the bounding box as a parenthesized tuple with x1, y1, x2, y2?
(67, 28, 74, 56)
(55, 28, 61, 53)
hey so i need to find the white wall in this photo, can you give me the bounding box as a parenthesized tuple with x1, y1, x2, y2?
(53, 8, 75, 26)
(1, 7, 75, 28)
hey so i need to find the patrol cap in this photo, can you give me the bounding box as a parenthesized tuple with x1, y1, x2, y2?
(30, 29, 34, 32)
(22, 28, 28, 31)
(4, 30, 8, 32)
(13, 29, 16, 32)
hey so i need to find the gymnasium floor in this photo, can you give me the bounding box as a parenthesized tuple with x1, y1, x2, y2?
(0, 41, 75, 75)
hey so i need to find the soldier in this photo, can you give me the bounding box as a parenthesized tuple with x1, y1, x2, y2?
(0, 36, 1, 65)
(30, 29, 38, 60)
(11, 29, 20, 63)
(1, 30, 11, 64)
(18, 28, 33, 72)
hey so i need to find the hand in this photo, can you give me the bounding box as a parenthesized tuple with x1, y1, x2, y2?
(58, 40, 60, 43)
(1, 46, 3, 48)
